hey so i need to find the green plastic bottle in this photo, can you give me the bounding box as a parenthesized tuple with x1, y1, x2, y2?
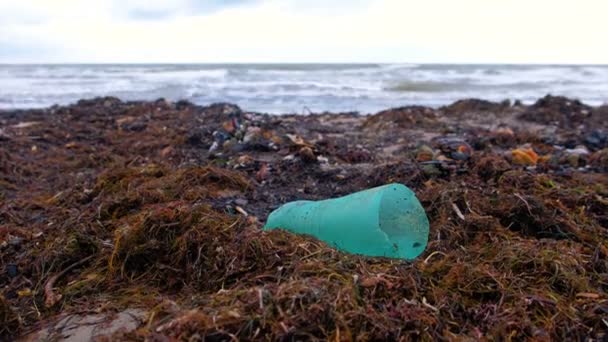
(263, 183, 429, 260)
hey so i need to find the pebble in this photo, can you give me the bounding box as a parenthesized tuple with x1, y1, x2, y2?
(234, 198, 248, 206)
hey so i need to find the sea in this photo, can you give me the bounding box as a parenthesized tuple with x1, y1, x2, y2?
(1, 64, 607, 114)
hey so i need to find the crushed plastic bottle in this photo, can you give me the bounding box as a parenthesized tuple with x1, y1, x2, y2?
(263, 183, 429, 260)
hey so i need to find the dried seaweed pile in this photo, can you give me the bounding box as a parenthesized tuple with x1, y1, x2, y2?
(1, 96, 607, 340)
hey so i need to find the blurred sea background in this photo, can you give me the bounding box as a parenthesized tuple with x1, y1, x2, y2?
(1, 63, 607, 113)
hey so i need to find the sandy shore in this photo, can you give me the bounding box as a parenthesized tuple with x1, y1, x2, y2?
(1, 96, 607, 340)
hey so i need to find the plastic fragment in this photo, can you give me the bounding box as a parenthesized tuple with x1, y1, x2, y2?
(264, 183, 430, 260)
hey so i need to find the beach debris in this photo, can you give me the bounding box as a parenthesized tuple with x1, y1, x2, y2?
(1, 96, 607, 341)
(442, 98, 510, 116)
(11, 121, 39, 129)
(511, 148, 539, 165)
(518, 95, 593, 128)
(160, 146, 174, 158)
(118, 117, 147, 132)
(256, 163, 270, 181)
(420, 161, 443, 177)
(434, 137, 472, 160)
(589, 148, 608, 171)
(451, 203, 466, 221)
(286, 133, 313, 148)
(241, 126, 279, 151)
(338, 148, 373, 163)
(264, 183, 429, 260)
(561, 145, 590, 167)
(17, 289, 32, 298)
(495, 126, 515, 138)
(235, 206, 249, 217)
(584, 129, 608, 149)
(473, 155, 510, 181)
(44, 255, 94, 307)
(7, 235, 23, 247)
(209, 130, 230, 153)
(565, 145, 590, 156)
(208, 112, 281, 155)
(362, 106, 440, 130)
(415, 145, 435, 162)
(298, 146, 317, 163)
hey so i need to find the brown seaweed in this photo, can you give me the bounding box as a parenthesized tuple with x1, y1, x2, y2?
(0, 96, 606, 340)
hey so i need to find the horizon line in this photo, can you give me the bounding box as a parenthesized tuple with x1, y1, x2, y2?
(1, 62, 608, 66)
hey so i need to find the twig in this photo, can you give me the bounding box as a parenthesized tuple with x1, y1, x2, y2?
(44, 255, 94, 307)
(235, 206, 248, 217)
(424, 251, 447, 264)
(451, 203, 465, 221)
(422, 297, 439, 312)
(258, 288, 264, 310)
(514, 193, 533, 216)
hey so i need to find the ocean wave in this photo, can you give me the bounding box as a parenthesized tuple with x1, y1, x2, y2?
(379, 63, 420, 71)
(1, 64, 607, 113)
(385, 80, 472, 93)
(139, 68, 228, 80)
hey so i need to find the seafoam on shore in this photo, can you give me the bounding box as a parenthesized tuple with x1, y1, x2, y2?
(1, 64, 608, 113)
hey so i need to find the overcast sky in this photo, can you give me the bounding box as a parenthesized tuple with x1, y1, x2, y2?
(1, 0, 607, 64)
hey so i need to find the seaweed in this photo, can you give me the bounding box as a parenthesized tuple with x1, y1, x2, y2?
(0, 96, 607, 340)
(0, 295, 20, 339)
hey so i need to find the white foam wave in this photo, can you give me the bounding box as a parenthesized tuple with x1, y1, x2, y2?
(1, 64, 607, 114)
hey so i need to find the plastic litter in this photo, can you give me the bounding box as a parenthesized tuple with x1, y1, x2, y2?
(264, 183, 429, 260)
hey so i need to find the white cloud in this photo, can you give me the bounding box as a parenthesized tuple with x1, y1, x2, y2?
(0, 0, 607, 63)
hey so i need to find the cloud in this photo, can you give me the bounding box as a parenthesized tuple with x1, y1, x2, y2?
(0, 0, 607, 63)
(123, 0, 259, 20)
(0, 40, 59, 63)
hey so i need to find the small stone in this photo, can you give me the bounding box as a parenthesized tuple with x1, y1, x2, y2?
(416, 145, 434, 162)
(299, 146, 317, 163)
(496, 127, 514, 136)
(160, 146, 174, 158)
(17, 288, 32, 297)
(565, 145, 590, 156)
(450, 143, 472, 160)
(236, 155, 254, 167)
(434, 137, 472, 160)
(584, 130, 608, 149)
(589, 148, 608, 171)
(7, 264, 18, 278)
(436, 155, 450, 161)
(0, 128, 10, 141)
(566, 154, 581, 167)
(421, 162, 442, 177)
(243, 127, 261, 144)
(12, 121, 39, 129)
(234, 198, 248, 206)
(8, 235, 23, 246)
(256, 164, 270, 182)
